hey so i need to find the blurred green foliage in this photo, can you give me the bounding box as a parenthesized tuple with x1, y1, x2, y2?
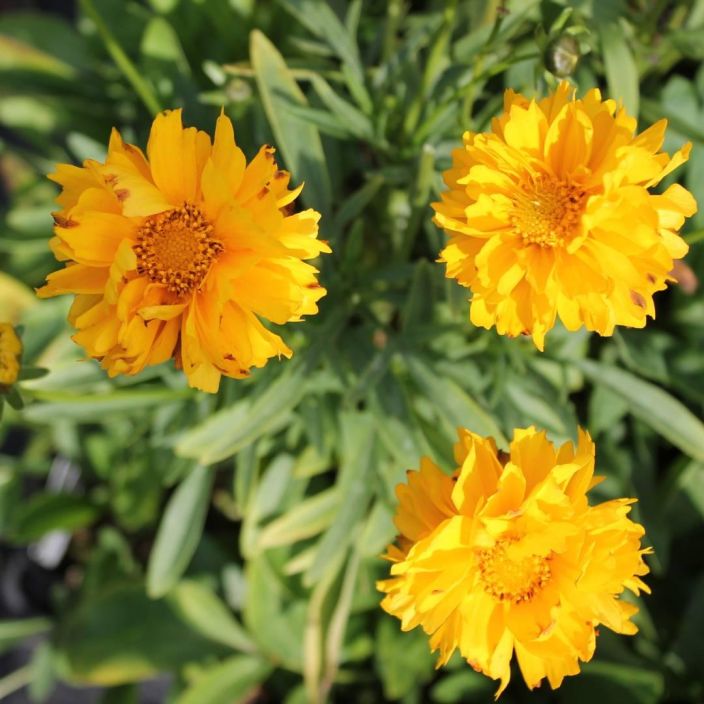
(1, 0, 704, 702)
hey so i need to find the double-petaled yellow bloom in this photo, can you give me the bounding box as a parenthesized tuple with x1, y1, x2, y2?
(38, 109, 329, 392)
(433, 81, 696, 349)
(378, 426, 650, 696)
(0, 323, 22, 387)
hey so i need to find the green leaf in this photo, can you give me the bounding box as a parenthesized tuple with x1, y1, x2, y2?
(577, 360, 704, 461)
(175, 655, 272, 704)
(57, 583, 223, 686)
(275, 0, 371, 112)
(0, 12, 88, 77)
(250, 29, 332, 215)
(558, 660, 664, 704)
(308, 74, 374, 139)
(431, 670, 493, 702)
(404, 355, 508, 448)
(24, 389, 193, 423)
(257, 487, 339, 549)
(0, 618, 52, 650)
(304, 413, 376, 586)
(243, 555, 306, 672)
(375, 617, 435, 700)
(168, 580, 257, 653)
(599, 20, 639, 116)
(29, 641, 56, 703)
(146, 465, 213, 598)
(11, 493, 100, 543)
(140, 16, 190, 74)
(176, 367, 306, 464)
(401, 260, 436, 330)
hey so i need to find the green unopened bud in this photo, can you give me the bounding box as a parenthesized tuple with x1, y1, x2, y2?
(546, 34, 580, 78)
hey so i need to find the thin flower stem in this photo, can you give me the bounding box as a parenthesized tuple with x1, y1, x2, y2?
(402, 143, 437, 259)
(79, 0, 162, 116)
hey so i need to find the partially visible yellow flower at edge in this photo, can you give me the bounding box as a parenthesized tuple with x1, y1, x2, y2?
(432, 81, 697, 349)
(378, 426, 650, 697)
(37, 109, 330, 392)
(0, 323, 22, 387)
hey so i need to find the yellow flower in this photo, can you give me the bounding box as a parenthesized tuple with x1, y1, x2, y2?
(432, 81, 697, 349)
(0, 323, 22, 387)
(378, 426, 650, 696)
(38, 109, 330, 392)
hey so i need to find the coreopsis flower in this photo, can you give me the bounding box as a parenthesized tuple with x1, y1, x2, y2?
(378, 426, 650, 696)
(38, 110, 329, 392)
(0, 323, 22, 388)
(432, 81, 697, 349)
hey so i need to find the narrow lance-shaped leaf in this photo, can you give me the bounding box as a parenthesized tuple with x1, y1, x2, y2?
(175, 655, 272, 704)
(168, 580, 257, 654)
(146, 465, 213, 598)
(577, 359, 704, 461)
(599, 20, 639, 117)
(250, 29, 332, 215)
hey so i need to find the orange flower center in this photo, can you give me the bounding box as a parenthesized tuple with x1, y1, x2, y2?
(511, 174, 586, 247)
(134, 203, 223, 296)
(476, 540, 551, 604)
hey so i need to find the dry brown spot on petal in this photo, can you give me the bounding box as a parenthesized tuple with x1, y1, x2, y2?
(630, 291, 646, 309)
(115, 188, 130, 202)
(53, 214, 79, 228)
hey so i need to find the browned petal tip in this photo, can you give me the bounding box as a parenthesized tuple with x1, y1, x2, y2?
(671, 259, 699, 294)
(52, 213, 78, 228)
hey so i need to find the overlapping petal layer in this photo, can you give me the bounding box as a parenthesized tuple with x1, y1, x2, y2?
(378, 426, 650, 696)
(38, 110, 329, 392)
(433, 81, 697, 348)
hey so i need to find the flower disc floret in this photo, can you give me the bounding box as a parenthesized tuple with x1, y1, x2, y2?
(432, 81, 697, 349)
(378, 426, 651, 696)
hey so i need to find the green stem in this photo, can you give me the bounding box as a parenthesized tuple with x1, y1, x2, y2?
(401, 143, 437, 259)
(0, 665, 32, 700)
(80, 0, 162, 116)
